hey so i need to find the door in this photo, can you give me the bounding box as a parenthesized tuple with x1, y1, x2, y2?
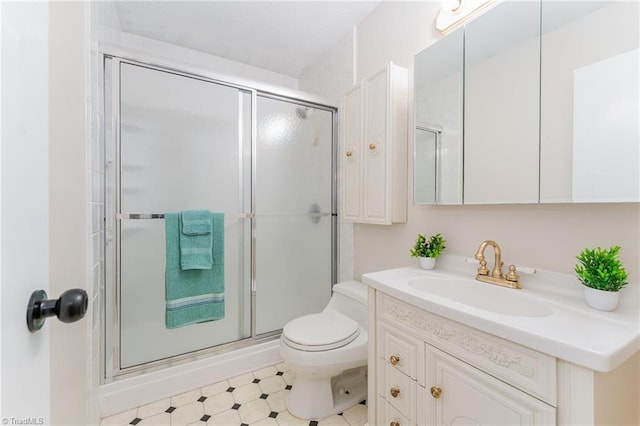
(254, 96, 335, 335)
(1, 1, 51, 422)
(109, 61, 252, 370)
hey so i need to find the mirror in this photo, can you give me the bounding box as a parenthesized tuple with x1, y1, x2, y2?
(463, 0, 541, 204)
(414, 127, 438, 204)
(414, 0, 638, 205)
(413, 27, 463, 205)
(540, 1, 639, 202)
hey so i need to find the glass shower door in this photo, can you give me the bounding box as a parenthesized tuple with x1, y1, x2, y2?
(254, 96, 335, 335)
(111, 62, 252, 369)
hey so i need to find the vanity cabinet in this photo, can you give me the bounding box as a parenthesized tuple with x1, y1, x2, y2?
(368, 287, 640, 425)
(372, 291, 556, 425)
(342, 63, 408, 224)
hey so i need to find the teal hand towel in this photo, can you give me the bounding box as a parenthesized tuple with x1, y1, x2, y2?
(182, 210, 213, 235)
(165, 212, 225, 328)
(180, 210, 213, 270)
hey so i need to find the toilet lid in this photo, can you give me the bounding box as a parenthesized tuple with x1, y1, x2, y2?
(282, 311, 360, 352)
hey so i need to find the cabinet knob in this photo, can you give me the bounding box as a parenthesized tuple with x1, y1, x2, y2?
(369, 143, 377, 150)
(390, 386, 400, 398)
(389, 355, 400, 365)
(430, 386, 442, 399)
(345, 151, 353, 157)
(390, 422, 400, 426)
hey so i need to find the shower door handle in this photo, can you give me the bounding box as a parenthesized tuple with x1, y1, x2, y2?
(309, 203, 322, 224)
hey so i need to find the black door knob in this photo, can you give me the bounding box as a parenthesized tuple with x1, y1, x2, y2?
(26, 288, 88, 332)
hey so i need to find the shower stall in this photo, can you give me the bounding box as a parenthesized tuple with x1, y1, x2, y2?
(103, 56, 337, 380)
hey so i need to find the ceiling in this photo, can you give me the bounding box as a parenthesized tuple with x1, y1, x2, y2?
(114, 1, 381, 78)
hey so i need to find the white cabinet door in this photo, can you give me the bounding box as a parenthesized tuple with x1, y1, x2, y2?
(341, 63, 407, 225)
(342, 86, 362, 220)
(426, 346, 556, 426)
(362, 68, 391, 224)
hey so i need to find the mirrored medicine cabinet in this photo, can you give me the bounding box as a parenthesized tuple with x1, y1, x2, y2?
(414, 0, 639, 205)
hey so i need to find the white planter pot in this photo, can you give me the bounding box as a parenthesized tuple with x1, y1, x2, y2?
(583, 286, 620, 312)
(419, 257, 436, 270)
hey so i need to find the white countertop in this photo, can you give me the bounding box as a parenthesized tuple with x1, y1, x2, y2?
(362, 255, 640, 373)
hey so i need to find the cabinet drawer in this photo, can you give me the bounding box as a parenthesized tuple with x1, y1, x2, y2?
(380, 362, 417, 421)
(378, 320, 425, 385)
(377, 292, 557, 406)
(378, 396, 413, 426)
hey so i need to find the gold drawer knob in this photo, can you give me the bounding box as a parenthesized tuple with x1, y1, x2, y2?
(389, 355, 400, 365)
(390, 386, 400, 398)
(390, 422, 400, 426)
(345, 151, 353, 157)
(430, 386, 442, 399)
(369, 143, 377, 150)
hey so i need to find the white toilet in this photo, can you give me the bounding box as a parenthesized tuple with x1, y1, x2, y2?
(279, 280, 369, 420)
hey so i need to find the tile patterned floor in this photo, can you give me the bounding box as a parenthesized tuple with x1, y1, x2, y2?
(100, 363, 368, 426)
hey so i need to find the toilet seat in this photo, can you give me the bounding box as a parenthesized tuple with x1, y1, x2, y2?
(282, 311, 360, 352)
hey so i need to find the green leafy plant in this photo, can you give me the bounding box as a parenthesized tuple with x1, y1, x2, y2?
(410, 233, 447, 259)
(575, 246, 628, 292)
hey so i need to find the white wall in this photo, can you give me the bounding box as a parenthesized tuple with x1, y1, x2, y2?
(103, 28, 299, 91)
(348, 1, 640, 282)
(300, 1, 640, 282)
(49, 2, 90, 425)
(88, 2, 122, 423)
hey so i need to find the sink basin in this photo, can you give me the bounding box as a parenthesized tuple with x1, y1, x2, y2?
(408, 275, 553, 318)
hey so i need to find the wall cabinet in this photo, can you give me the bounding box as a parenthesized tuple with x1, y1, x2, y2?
(369, 289, 639, 425)
(413, 0, 639, 204)
(342, 63, 408, 224)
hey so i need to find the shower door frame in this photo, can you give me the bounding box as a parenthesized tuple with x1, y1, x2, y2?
(101, 49, 338, 382)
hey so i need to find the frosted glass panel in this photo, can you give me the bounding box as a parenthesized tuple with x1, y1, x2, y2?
(117, 63, 251, 368)
(120, 218, 249, 368)
(255, 97, 333, 335)
(120, 63, 243, 214)
(255, 217, 332, 334)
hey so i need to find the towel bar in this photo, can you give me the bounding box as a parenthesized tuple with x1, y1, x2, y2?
(117, 213, 253, 220)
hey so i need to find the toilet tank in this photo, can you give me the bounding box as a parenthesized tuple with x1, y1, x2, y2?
(323, 281, 369, 331)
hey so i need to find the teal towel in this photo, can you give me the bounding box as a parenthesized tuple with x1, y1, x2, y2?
(165, 212, 225, 328)
(182, 210, 212, 235)
(180, 210, 213, 270)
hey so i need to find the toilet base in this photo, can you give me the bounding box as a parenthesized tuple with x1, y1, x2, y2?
(285, 366, 367, 420)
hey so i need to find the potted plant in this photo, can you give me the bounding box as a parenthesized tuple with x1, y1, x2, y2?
(575, 245, 628, 311)
(410, 233, 446, 270)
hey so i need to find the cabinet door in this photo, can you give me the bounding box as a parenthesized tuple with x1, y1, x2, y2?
(362, 67, 392, 224)
(426, 346, 556, 425)
(342, 86, 362, 220)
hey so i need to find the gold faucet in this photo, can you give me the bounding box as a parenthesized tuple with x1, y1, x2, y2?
(474, 240, 521, 289)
